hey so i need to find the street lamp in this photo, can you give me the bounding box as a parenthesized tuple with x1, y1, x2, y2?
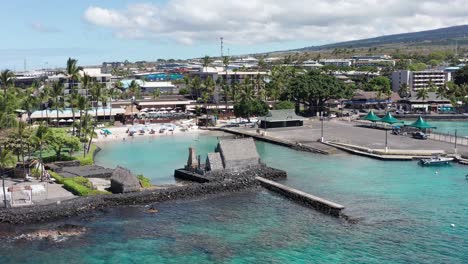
(454, 129, 458, 154)
(320, 114, 324, 143)
(385, 128, 388, 153)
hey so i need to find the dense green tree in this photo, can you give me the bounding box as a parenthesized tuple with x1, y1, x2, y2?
(274, 100, 295, 110)
(409, 63, 427, 71)
(0, 69, 15, 108)
(45, 129, 80, 160)
(286, 70, 351, 116)
(454, 65, 468, 86)
(0, 148, 15, 208)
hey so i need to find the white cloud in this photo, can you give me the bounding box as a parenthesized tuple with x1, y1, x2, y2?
(83, 0, 468, 46)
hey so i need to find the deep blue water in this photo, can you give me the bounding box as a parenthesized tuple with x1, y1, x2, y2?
(1, 133, 467, 263)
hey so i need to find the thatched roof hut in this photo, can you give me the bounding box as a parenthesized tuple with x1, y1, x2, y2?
(110, 166, 140, 193)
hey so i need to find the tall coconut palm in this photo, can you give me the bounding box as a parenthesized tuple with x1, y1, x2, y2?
(80, 113, 96, 157)
(398, 83, 410, 99)
(39, 85, 51, 125)
(20, 95, 38, 125)
(66, 87, 79, 135)
(0, 69, 15, 110)
(77, 94, 89, 139)
(17, 121, 27, 175)
(202, 56, 212, 72)
(31, 125, 48, 164)
(240, 77, 255, 103)
(87, 83, 105, 153)
(65, 57, 83, 91)
(128, 80, 141, 99)
(416, 88, 429, 102)
(108, 86, 121, 121)
(50, 81, 65, 127)
(0, 148, 16, 208)
(81, 73, 93, 97)
(202, 77, 215, 127)
(222, 56, 230, 104)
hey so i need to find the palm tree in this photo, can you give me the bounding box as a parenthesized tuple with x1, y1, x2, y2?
(0, 69, 15, 112)
(108, 87, 121, 121)
(0, 69, 15, 110)
(65, 57, 83, 90)
(240, 77, 255, 103)
(436, 85, 447, 99)
(81, 73, 93, 97)
(202, 77, 215, 127)
(80, 113, 96, 157)
(50, 81, 65, 127)
(38, 85, 51, 124)
(202, 56, 212, 72)
(416, 88, 429, 101)
(77, 94, 89, 140)
(222, 56, 230, 103)
(0, 148, 15, 208)
(17, 121, 27, 176)
(189, 77, 201, 100)
(30, 125, 48, 180)
(21, 95, 38, 125)
(128, 80, 141, 99)
(398, 83, 410, 99)
(88, 83, 105, 153)
(66, 87, 79, 135)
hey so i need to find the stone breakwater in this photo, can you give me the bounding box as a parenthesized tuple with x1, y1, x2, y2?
(0, 167, 287, 225)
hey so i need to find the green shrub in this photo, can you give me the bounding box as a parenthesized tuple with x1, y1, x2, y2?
(77, 156, 93, 166)
(71, 176, 93, 189)
(42, 155, 76, 163)
(76, 144, 97, 166)
(63, 179, 91, 196)
(137, 175, 152, 188)
(49, 171, 108, 196)
(49, 171, 64, 184)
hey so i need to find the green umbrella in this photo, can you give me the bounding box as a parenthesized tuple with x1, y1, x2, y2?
(408, 116, 436, 130)
(379, 112, 404, 125)
(379, 112, 404, 152)
(361, 110, 381, 122)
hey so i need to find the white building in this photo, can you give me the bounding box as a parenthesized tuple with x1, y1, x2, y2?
(392, 70, 451, 92)
(140, 81, 177, 94)
(319, 59, 353, 67)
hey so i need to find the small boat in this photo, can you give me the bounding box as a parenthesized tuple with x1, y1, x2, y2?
(159, 127, 166, 133)
(419, 156, 454, 166)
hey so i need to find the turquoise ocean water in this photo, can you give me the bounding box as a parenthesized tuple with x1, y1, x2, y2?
(429, 121, 468, 137)
(0, 133, 467, 263)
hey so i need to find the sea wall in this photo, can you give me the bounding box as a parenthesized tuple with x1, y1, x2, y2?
(0, 167, 287, 224)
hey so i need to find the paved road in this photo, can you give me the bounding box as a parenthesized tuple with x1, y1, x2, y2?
(239, 119, 468, 155)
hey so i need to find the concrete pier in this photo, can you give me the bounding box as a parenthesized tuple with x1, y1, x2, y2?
(256, 177, 345, 217)
(214, 128, 332, 154)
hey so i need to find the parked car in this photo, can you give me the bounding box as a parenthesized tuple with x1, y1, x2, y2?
(412, 132, 428, 140)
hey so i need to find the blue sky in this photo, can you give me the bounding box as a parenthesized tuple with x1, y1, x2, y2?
(1, 0, 466, 70)
(0, 0, 310, 70)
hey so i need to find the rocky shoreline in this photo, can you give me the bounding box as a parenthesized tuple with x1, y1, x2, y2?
(0, 167, 287, 225)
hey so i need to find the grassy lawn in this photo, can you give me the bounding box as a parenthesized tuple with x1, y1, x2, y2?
(35, 144, 98, 165)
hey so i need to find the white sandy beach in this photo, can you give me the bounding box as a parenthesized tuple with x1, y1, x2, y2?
(94, 123, 200, 142)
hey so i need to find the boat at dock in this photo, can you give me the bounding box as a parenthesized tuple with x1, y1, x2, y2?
(419, 156, 454, 166)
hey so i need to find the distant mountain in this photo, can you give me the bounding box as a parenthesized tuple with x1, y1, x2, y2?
(291, 25, 468, 52)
